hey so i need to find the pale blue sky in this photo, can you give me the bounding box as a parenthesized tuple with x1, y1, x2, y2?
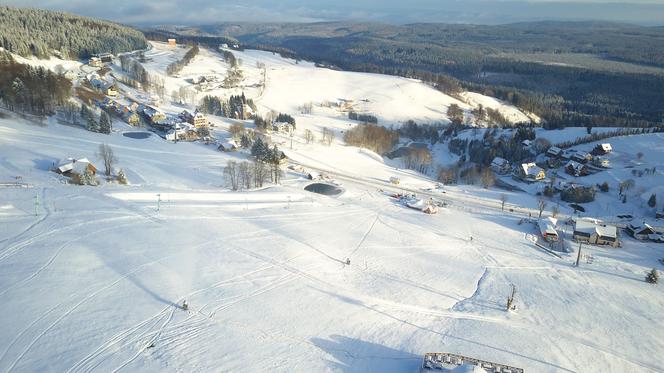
(4, 0, 664, 25)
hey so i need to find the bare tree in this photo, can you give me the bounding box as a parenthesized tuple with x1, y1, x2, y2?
(321, 127, 334, 146)
(229, 122, 245, 140)
(538, 198, 547, 219)
(437, 166, 458, 185)
(480, 168, 495, 188)
(500, 193, 508, 211)
(238, 161, 253, 189)
(224, 160, 239, 190)
(304, 129, 315, 144)
(253, 160, 268, 187)
(551, 203, 560, 218)
(97, 144, 117, 177)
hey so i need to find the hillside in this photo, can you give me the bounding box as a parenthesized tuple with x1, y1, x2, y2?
(0, 6, 147, 59)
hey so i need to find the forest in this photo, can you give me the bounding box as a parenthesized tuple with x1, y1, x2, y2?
(152, 21, 664, 129)
(0, 6, 147, 60)
(0, 51, 71, 115)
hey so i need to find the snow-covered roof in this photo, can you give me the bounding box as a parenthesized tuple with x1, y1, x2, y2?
(547, 146, 562, 155)
(491, 157, 509, 167)
(539, 217, 558, 236)
(565, 160, 585, 172)
(575, 219, 617, 238)
(600, 143, 612, 152)
(57, 158, 94, 174)
(521, 162, 543, 177)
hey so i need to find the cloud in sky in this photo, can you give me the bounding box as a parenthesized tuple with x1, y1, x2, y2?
(5, 0, 664, 25)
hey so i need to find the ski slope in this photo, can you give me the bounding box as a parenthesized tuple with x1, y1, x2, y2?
(142, 42, 536, 127)
(1, 112, 664, 372)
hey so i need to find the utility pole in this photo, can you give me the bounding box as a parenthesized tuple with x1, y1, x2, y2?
(290, 131, 293, 150)
(506, 284, 517, 311)
(156, 193, 161, 211)
(34, 194, 39, 217)
(575, 241, 582, 267)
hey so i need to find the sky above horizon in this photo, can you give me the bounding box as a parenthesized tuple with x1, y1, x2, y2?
(4, 0, 664, 26)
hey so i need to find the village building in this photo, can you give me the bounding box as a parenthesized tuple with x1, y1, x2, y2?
(561, 148, 577, 160)
(625, 223, 656, 240)
(571, 151, 592, 164)
(88, 56, 102, 67)
(490, 157, 511, 175)
(565, 160, 590, 177)
(167, 38, 177, 46)
(272, 121, 294, 134)
(521, 139, 532, 148)
(96, 53, 113, 63)
(191, 112, 208, 128)
(55, 158, 97, 177)
(218, 140, 238, 152)
(89, 78, 117, 96)
(592, 143, 613, 156)
(573, 219, 619, 247)
(517, 162, 545, 181)
(538, 217, 559, 242)
(592, 156, 610, 168)
(546, 146, 563, 158)
(123, 112, 141, 126)
(143, 107, 166, 123)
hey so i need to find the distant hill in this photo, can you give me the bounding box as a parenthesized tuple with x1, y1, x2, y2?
(0, 6, 147, 60)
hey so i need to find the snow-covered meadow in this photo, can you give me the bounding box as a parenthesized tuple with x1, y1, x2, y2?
(1, 41, 664, 373)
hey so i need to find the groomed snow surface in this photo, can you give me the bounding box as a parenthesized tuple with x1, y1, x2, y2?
(1, 44, 663, 372)
(1, 112, 664, 373)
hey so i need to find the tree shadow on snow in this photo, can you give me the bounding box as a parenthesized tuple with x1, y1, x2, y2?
(32, 157, 60, 171)
(310, 334, 421, 372)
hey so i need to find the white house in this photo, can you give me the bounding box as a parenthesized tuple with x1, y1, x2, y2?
(517, 162, 545, 181)
(538, 217, 559, 242)
(573, 219, 619, 247)
(490, 157, 511, 175)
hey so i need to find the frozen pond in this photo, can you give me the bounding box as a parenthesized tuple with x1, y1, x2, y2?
(304, 183, 344, 196)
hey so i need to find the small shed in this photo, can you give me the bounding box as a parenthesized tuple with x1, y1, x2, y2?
(538, 217, 559, 242)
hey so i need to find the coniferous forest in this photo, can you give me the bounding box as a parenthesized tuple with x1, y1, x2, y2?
(0, 6, 147, 59)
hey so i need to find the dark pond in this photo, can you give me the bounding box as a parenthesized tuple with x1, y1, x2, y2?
(123, 132, 151, 139)
(304, 183, 344, 196)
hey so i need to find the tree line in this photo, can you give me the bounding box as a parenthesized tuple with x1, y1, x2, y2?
(0, 6, 146, 59)
(166, 45, 200, 76)
(0, 51, 71, 115)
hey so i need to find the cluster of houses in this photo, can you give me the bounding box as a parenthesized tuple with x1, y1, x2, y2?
(271, 121, 295, 135)
(537, 215, 663, 248)
(87, 74, 117, 97)
(491, 142, 614, 183)
(97, 98, 141, 126)
(88, 53, 113, 68)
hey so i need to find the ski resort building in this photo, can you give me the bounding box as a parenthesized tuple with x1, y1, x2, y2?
(573, 220, 619, 247)
(421, 352, 523, 373)
(539, 217, 559, 242)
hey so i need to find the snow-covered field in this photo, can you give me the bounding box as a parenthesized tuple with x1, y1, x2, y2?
(142, 42, 535, 127)
(1, 42, 664, 372)
(2, 107, 664, 373)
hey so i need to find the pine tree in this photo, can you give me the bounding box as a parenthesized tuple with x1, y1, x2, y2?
(646, 268, 659, 284)
(240, 134, 251, 148)
(648, 193, 657, 208)
(86, 113, 99, 133)
(99, 112, 111, 134)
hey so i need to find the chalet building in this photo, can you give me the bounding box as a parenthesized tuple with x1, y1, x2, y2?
(592, 143, 613, 156)
(546, 146, 563, 158)
(143, 107, 166, 123)
(272, 122, 294, 134)
(55, 158, 97, 177)
(625, 223, 656, 240)
(517, 162, 545, 181)
(490, 157, 511, 175)
(539, 217, 559, 242)
(167, 38, 177, 46)
(179, 111, 208, 128)
(571, 151, 592, 164)
(88, 56, 102, 67)
(573, 220, 619, 247)
(90, 78, 117, 96)
(592, 156, 610, 168)
(218, 140, 238, 152)
(97, 53, 113, 63)
(123, 112, 141, 126)
(565, 160, 590, 177)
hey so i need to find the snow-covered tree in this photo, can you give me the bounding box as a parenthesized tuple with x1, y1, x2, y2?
(646, 268, 659, 284)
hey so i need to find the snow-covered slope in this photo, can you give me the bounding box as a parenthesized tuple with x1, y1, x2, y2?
(141, 42, 535, 126)
(1, 110, 663, 372)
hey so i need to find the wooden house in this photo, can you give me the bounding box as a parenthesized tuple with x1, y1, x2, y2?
(573, 220, 619, 247)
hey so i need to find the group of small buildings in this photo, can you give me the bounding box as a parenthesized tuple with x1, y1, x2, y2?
(88, 53, 114, 67)
(271, 121, 295, 135)
(421, 352, 523, 373)
(572, 219, 620, 247)
(87, 74, 117, 96)
(626, 223, 664, 242)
